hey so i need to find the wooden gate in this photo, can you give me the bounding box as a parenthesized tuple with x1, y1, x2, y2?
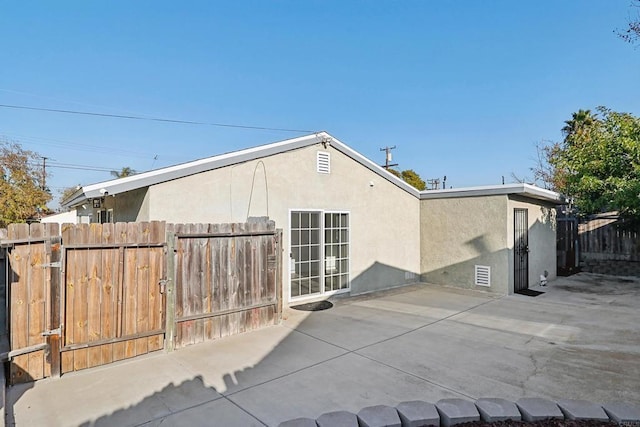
(169, 221, 282, 349)
(61, 222, 166, 374)
(557, 216, 579, 276)
(1, 223, 61, 384)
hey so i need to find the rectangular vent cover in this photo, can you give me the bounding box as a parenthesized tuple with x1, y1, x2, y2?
(475, 265, 491, 287)
(317, 151, 330, 174)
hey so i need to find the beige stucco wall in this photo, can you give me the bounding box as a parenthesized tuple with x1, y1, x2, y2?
(420, 195, 510, 294)
(122, 143, 421, 301)
(507, 196, 557, 289)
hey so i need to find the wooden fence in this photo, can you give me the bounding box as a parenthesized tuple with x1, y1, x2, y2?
(0, 220, 282, 384)
(170, 222, 281, 349)
(579, 214, 640, 261)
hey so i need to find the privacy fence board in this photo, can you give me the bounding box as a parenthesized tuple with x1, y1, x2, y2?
(170, 221, 281, 349)
(2, 220, 281, 384)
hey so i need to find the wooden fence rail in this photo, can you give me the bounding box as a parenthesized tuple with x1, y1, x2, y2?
(0, 220, 282, 384)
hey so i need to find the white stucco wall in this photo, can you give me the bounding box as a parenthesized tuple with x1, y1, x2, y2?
(134, 143, 421, 301)
(507, 197, 557, 289)
(420, 195, 510, 294)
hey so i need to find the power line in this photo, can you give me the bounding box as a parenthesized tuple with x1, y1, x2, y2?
(28, 160, 119, 173)
(4, 131, 158, 159)
(0, 103, 315, 133)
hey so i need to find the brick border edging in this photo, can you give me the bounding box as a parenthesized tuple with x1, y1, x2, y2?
(278, 397, 640, 427)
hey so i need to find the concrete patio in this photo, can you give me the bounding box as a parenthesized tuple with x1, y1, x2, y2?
(5, 273, 640, 426)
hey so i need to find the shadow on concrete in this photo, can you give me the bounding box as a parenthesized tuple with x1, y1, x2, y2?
(78, 376, 218, 427)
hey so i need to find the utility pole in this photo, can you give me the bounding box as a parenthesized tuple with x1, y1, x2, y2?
(380, 146, 398, 170)
(41, 157, 48, 191)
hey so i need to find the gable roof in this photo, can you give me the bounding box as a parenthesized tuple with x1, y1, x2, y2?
(62, 131, 420, 208)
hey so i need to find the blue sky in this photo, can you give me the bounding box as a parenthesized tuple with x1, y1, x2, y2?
(1, 1, 639, 207)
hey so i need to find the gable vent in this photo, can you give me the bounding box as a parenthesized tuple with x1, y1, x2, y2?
(475, 265, 491, 287)
(317, 151, 330, 174)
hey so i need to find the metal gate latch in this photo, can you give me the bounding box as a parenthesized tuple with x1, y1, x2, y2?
(158, 278, 171, 294)
(41, 327, 61, 337)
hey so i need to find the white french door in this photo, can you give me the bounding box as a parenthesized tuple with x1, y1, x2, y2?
(290, 210, 350, 300)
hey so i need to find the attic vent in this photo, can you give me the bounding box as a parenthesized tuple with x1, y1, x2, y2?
(475, 265, 491, 287)
(317, 151, 330, 174)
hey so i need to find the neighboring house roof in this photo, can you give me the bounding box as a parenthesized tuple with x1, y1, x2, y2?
(63, 131, 564, 208)
(418, 183, 564, 204)
(62, 132, 420, 208)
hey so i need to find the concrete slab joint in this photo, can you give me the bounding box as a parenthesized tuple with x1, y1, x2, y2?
(516, 397, 564, 422)
(556, 399, 610, 421)
(395, 401, 440, 427)
(436, 398, 480, 427)
(316, 410, 359, 427)
(357, 405, 402, 427)
(475, 398, 522, 422)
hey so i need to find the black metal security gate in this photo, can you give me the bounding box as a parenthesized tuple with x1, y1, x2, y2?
(514, 209, 529, 292)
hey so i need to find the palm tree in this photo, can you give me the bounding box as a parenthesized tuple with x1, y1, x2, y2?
(562, 109, 596, 141)
(111, 166, 136, 178)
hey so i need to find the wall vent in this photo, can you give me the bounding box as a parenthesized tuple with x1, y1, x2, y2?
(475, 265, 491, 287)
(317, 151, 330, 174)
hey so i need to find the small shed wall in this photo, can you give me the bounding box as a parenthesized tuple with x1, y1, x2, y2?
(420, 195, 510, 294)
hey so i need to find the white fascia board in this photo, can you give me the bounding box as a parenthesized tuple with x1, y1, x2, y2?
(327, 136, 421, 197)
(64, 133, 329, 207)
(419, 183, 564, 204)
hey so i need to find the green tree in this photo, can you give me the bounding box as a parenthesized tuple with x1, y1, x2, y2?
(400, 169, 426, 190)
(545, 107, 640, 218)
(388, 168, 427, 190)
(111, 166, 136, 178)
(0, 139, 52, 227)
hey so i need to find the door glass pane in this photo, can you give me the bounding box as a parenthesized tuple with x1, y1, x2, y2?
(291, 211, 322, 298)
(291, 279, 300, 297)
(325, 276, 333, 292)
(325, 213, 331, 228)
(310, 261, 320, 277)
(311, 278, 320, 294)
(311, 245, 319, 261)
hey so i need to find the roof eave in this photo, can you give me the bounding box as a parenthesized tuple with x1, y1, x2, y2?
(419, 183, 564, 204)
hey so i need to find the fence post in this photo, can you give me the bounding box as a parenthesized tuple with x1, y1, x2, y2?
(47, 235, 62, 378)
(165, 230, 176, 352)
(276, 229, 283, 322)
